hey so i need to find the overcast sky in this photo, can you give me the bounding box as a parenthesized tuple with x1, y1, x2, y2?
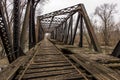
(41, 0, 120, 22)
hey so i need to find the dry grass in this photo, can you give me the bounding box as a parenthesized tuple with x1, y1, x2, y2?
(73, 33, 117, 54)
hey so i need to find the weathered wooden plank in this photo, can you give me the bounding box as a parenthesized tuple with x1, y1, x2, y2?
(34, 60, 67, 63)
(33, 56, 66, 62)
(33, 58, 66, 62)
(104, 63, 120, 68)
(70, 54, 120, 80)
(15, 40, 85, 80)
(34, 55, 65, 59)
(103, 59, 120, 64)
(25, 66, 74, 73)
(36, 54, 61, 56)
(28, 63, 71, 69)
(0, 56, 26, 80)
(33, 60, 68, 64)
(22, 69, 79, 79)
(33, 61, 68, 65)
(29, 72, 83, 80)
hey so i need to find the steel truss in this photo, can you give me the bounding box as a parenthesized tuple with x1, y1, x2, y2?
(0, 2, 15, 63)
(37, 4, 101, 52)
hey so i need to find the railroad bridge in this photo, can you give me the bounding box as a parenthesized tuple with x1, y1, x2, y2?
(0, 0, 120, 80)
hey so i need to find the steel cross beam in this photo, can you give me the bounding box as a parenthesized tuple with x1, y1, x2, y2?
(41, 12, 76, 33)
(41, 17, 65, 23)
(38, 4, 81, 19)
(55, 11, 76, 29)
(38, 4, 79, 33)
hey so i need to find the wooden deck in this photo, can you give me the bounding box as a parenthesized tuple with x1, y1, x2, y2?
(13, 39, 86, 80)
(0, 39, 120, 80)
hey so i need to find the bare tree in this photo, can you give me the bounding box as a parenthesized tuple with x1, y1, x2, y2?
(94, 3, 117, 46)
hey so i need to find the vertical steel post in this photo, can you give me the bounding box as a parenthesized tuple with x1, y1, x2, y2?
(61, 23, 65, 42)
(37, 18, 42, 42)
(64, 17, 72, 44)
(68, 16, 73, 45)
(29, 0, 36, 49)
(79, 14, 83, 47)
(111, 40, 120, 57)
(71, 13, 80, 45)
(60, 26, 63, 41)
(63, 21, 67, 42)
(55, 29, 57, 40)
(56, 29, 58, 40)
(51, 31, 54, 39)
(58, 28, 60, 41)
(13, 0, 20, 58)
(54, 30, 56, 39)
(80, 4, 101, 52)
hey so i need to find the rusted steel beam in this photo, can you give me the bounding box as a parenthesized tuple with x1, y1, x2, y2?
(48, 16, 54, 28)
(37, 4, 101, 52)
(68, 16, 73, 45)
(61, 23, 66, 42)
(111, 40, 120, 58)
(0, 2, 15, 63)
(58, 26, 62, 41)
(13, 0, 20, 58)
(36, 17, 44, 42)
(79, 14, 83, 47)
(80, 4, 101, 52)
(56, 12, 76, 29)
(40, 11, 76, 33)
(64, 17, 72, 44)
(50, 31, 54, 39)
(41, 17, 64, 24)
(29, 0, 36, 49)
(54, 29, 57, 39)
(38, 4, 81, 19)
(71, 13, 80, 45)
(56, 29, 58, 40)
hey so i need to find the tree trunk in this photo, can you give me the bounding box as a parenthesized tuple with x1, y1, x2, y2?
(104, 21, 109, 46)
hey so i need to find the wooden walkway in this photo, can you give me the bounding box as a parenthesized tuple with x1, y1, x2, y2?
(1, 39, 120, 80)
(14, 39, 86, 80)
